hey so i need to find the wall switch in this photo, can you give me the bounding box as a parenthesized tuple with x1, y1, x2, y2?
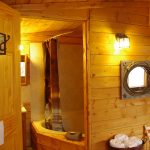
(0, 121, 4, 145)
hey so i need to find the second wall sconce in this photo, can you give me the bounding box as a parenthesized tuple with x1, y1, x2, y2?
(115, 33, 130, 49)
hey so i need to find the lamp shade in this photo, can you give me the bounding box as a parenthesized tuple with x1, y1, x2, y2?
(115, 33, 130, 48)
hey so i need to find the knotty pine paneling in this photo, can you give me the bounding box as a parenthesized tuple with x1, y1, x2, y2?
(0, 2, 22, 150)
(0, 0, 15, 5)
(23, 102, 31, 146)
(92, 125, 144, 143)
(30, 0, 43, 3)
(91, 77, 120, 88)
(89, 7, 150, 150)
(90, 43, 150, 55)
(91, 8, 149, 17)
(92, 114, 150, 131)
(91, 88, 120, 99)
(91, 8, 149, 26)
(21, 18, 82, 34)
(90, 21, 150, 35)
(96, 0, 150, 3)
(90, 32, 150, 46)
(91, 66, 119, 77)
(46, 0, 87, 2)
(91, 55, 150, 66)
(20, 9, 88, 21)
(92, 101, 150, 122)
(0, 57, 13, 116)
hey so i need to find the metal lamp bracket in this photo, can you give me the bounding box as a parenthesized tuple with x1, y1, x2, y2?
(0, 33, 10, 55)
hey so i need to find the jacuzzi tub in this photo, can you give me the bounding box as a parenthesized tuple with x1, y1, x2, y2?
(31, 120, 85, 150)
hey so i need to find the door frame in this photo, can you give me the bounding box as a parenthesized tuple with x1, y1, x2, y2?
(20, 11, 89, 149)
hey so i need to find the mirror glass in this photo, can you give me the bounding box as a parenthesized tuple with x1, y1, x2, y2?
(127, 67, 147, 88)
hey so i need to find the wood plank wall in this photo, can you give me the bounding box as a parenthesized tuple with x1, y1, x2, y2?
(23, 102, 31, 147)
(89, 7, 150, 150)
(0, 2, 22, 150)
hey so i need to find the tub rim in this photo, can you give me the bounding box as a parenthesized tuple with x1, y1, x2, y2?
(31, 120, 85, 146)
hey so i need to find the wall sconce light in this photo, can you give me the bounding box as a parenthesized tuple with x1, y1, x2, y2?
(115, 33, 130, 49)
(0, 33, 10, 55)
(19, 45, 24, 52)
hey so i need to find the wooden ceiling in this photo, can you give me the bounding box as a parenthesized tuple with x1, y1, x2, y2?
(20, 19, 82, 41)
(0, 0, 90, 21)
(21, 18, 82, 34)
(21, 18, 82, 41)
(0, 0, 43, 5)
(0, 0, 84, 42)
(1, 0, 84, 5)
(1, 0, 148, 41)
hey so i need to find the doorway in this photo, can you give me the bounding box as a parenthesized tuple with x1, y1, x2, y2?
(20, 19, 88, 150)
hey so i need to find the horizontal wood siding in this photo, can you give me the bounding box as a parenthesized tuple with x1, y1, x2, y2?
(89, 7, 150, 150)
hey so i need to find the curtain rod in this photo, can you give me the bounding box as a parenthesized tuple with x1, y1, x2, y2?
(44, 30, 74, 42)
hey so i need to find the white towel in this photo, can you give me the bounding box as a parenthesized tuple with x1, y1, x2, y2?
(114, 134, 129, 142)
(110, 139, 125, 148)
(109, 134, 142, 148)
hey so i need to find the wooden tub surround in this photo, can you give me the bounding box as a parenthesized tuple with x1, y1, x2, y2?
(31, 121, 85, 150)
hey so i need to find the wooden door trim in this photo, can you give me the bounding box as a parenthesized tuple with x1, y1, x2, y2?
(82, 21, 89, 150)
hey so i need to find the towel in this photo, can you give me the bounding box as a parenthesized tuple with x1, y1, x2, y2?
(110, 139, 125, 148)
(110, 134, 142, 148)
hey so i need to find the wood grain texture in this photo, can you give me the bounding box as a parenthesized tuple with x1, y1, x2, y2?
(31, 121, 85, 150)
(2, 1, 150, 150)
(19, 9, 89, 21)
(89, 6, 150, 150)
(82, 22, 89, 150)
(21, 18, 82, 34)
(6, 2, 150, 10)
(23, 102, 31, 147)
(21, 30, 82, 43)
(0, 1, 22, 150)
(22, 112, 26, 150)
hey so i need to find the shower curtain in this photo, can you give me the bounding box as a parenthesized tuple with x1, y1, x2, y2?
(43, 38, 63, 131)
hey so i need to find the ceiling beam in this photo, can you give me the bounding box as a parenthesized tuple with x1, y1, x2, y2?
(0, 1, 20, 15)
(8, 1, 150, 21)
(11, 1, 150, 11)
(11, 2, 90, 10)
(19, 9, 89, 21)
